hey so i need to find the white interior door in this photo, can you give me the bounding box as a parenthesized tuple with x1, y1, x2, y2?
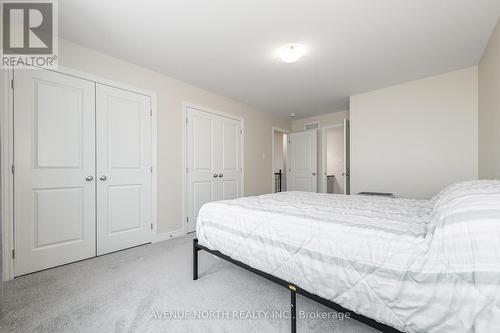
(287, 130, 317, 192)
(14, 69, 96, 276)
(186, 107, 241, 233)
(96, 84, 152, 255)
(186, 108, 220, 233)
(343, 119, 351, 195)
(219, 116, 241, 200)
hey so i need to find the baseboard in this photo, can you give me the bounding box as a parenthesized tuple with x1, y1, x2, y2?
(155, 228, 186, 243)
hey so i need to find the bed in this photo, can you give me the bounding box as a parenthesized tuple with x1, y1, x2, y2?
(193, 180, 500, 333)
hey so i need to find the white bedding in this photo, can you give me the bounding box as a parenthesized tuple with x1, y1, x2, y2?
(196, 181, 500, 333)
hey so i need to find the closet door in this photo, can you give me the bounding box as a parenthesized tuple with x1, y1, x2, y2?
(219, 116, 241, 200)
(186, 108, 242, 233)
(96, 84, 152, 255)
(186, 107, 222, 233)
(14, 69, 96, 276)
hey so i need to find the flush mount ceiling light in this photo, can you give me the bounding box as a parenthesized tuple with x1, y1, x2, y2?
(276, 43, 306, 63)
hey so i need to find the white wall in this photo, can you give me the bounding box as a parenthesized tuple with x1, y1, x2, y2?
(57, 39, 291, 236)
(350, 67, 478, 199)
(479, 19, 500, 179)
(292, 111, 349, 192)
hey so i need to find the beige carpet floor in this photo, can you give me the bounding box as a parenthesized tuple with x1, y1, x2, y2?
(0, 235, 377, 333)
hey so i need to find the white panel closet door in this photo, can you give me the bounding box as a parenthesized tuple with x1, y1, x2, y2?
(287, 130, 317, 192)
(14, 69, 96, 276)
(219, 116, 241, 200)
(186, 107, 221, 233)
(186, 107, 241, 233)
(96, 84, 152, 255)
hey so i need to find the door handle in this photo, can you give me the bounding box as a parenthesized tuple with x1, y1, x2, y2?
(218, 173, 223, 178)
(99, 175, 107, 181)
(85, 175, 94, 182)
(312, 172, 317, 176)
(213, 174, 218, 178)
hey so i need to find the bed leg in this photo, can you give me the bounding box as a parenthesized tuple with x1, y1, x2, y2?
(193, 238, 199, 280)
(290, 288, 297, 333)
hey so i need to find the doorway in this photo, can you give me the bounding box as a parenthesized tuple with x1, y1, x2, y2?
(272, 127, 287, 192)
(321, 120, 350, 194)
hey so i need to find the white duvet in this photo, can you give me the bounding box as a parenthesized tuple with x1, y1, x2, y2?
(196, 181, 500, 333)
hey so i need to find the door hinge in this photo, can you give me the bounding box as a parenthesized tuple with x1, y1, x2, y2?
(12, 249, 15, 259)
(150, 223, 153, 230)
(150, 166, 153, 173)
(150, 109, 152, 117)
(186, 217, 189, 223)
(240, 129, 242, 135)
(186, 167, 188, 173)
(11, 79, 14, 90)
(11, 164, 14, 174)
(186, 117, 188, 124)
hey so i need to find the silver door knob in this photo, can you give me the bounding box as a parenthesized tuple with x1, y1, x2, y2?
(85, 175, 94, 182)
(218, 173, 223, 178)
(99, 175, 107, 181)
(312, 172, 317, 176)
(213, 174, 218, 178)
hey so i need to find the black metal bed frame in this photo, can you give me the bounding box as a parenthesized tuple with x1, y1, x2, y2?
(193, 239, 403, 333)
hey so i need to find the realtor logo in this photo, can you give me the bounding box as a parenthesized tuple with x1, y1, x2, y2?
(1, 0, 58, 68)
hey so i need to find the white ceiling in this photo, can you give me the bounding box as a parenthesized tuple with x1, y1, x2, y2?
(59, 0, 500, 118)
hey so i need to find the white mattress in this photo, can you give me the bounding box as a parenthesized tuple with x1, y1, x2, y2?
(196, 184, 500, 333)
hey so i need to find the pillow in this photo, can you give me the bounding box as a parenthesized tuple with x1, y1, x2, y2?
(430, 180, 500, 277)
(432, 180, 500, 214)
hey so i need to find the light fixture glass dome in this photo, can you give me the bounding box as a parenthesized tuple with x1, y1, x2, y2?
(276, 43, 306, 63)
